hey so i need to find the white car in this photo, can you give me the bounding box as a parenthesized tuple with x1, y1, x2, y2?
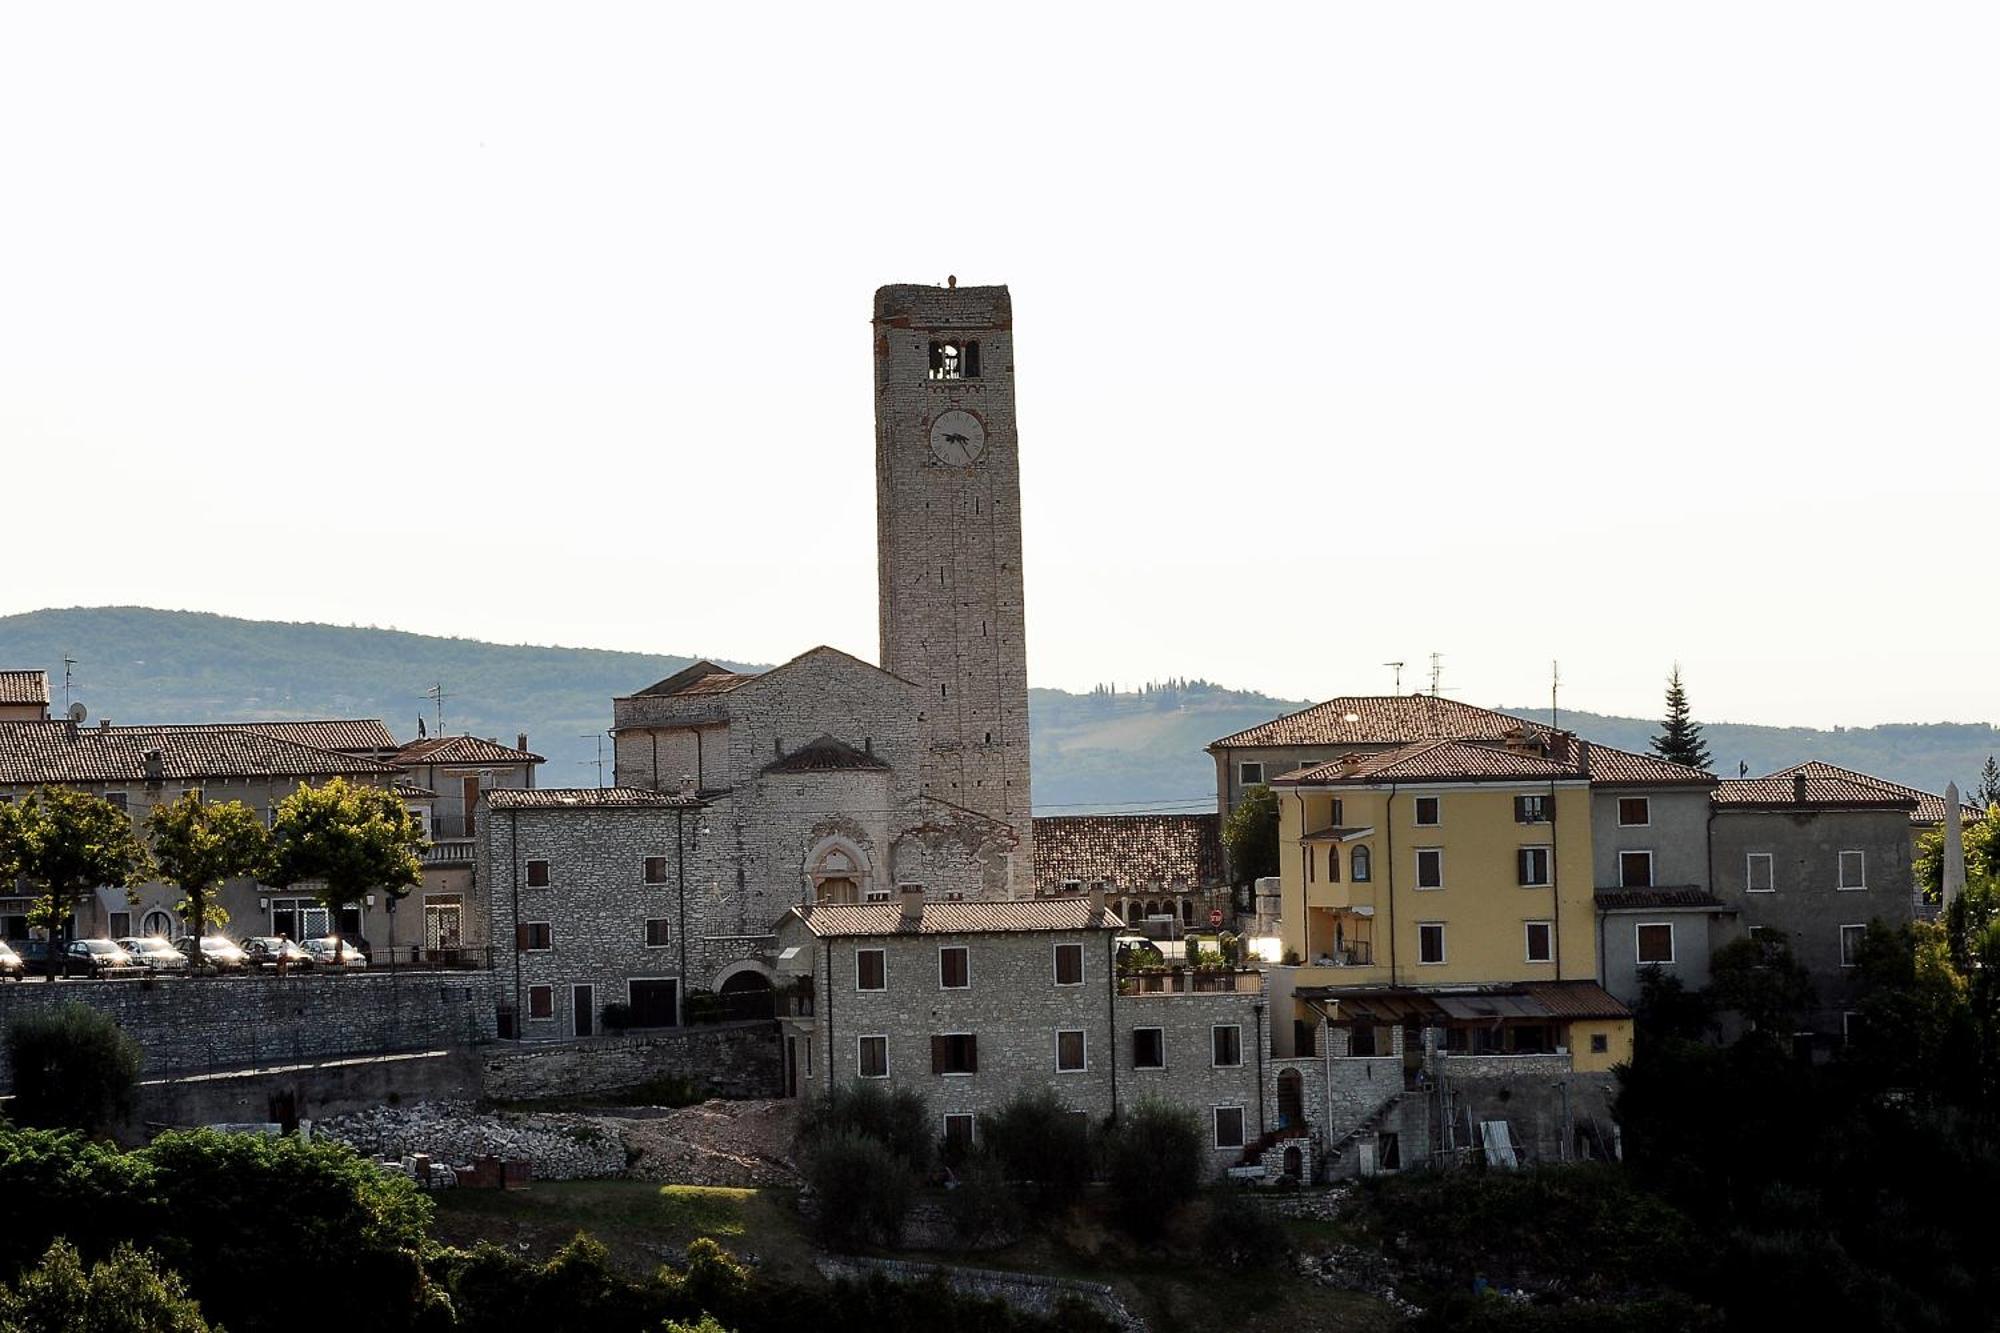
(300, 937, 369, 970)
(116, 936, 191, 973)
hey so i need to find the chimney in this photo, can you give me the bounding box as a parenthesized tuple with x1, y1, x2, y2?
(1576, 738, 1590, 778)
(900, 883, 925, 922)
(678, 774, 696, 797)
(99, 719, 111, 731)
(1339, 751, 1366, 773)
(1793, 772, 1809, 805)
(1086, 883, 1106, 916)
(144, 749, 164, 784)
(517, 732, 528, 753)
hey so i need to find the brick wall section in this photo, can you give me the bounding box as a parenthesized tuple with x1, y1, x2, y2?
(0, 973, 495, 1090)
(480, 1024, 782, 1102)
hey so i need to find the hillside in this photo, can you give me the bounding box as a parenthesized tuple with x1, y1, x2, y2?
(0, 608, 1994, 810)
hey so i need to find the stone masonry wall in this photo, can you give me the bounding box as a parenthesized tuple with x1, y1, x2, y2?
(1114, 984, 1267, 1173)
(480, 1023, 782, 1102)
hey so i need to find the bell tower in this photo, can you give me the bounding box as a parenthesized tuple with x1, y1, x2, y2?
(874, 281, 1034, 896)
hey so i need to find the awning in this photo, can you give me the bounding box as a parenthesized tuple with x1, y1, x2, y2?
(1299, 826, 1377, 844)
(1296, 980, 1629, 1025)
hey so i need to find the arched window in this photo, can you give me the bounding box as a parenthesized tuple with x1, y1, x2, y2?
(1327, 846, 1339, 883)
(1351, 846, 1372, 882)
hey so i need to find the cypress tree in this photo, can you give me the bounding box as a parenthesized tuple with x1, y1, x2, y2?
(1650, 666, 1713, 771)
(1975, 756, 2000, 811)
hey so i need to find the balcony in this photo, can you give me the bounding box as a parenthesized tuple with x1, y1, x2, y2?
(1305, 880, 1374, 913)
(1117, 968, 1264, 998)
(420, 838, 476, 867)
(1303, 940, 1374, 968)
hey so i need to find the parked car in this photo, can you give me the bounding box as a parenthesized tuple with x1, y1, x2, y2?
(116, 936, 191, 973)
(241, 936, 312, 970)
(300, 937, 368, 970)
(13, 940, 52, 975)
(0, 940, 22, 980)
(174, 935, 249, 972)
(62, 939, 140, 978)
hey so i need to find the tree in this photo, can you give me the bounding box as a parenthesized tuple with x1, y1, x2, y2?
(1222, 783, 1280, 885)
(146, 793, 270, 958)
(1102, 1098, 1206, 1241)
(9, 786, 153, 978)
(977, 1087, 1092, 1207)
(1707, 931, 1814, 1040)
(3, 1003, 142, 1134)
(0, 1241, 214, 1333)
(265, 778, 422, 957)
(1648, 666, 1712, 771)
(1977, 756, 2000, 812)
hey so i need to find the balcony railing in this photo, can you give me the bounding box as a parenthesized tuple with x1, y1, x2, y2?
(1305, 941, 1374, 967)
(1117, 968, 1264, 997)
(420, 838, 476, 866)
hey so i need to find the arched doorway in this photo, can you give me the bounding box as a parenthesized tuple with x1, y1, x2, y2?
(1277, 1068, 1304, 1128)
(141, 909, 175, 938)
(808, 842, 869, 905)
(718, 969, 775, 1021)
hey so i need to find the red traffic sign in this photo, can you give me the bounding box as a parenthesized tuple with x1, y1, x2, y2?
(1208, 908, 1224, 927)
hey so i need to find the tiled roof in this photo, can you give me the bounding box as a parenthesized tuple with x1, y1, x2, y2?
(486, 787, 703, 811)
(1594, 887, 1731, 911)
(1211, 695, 1558, 750)
(1033, 813, 1222, 892)
(137, 719, 398, 755)
(1277, 739, 1582, 786)
(1712, 775, 1917, 810)
(0, 722, 397, 785)
(1764, 761, 1982, 826)
(0, 671, 49, 706)
(763, 734, 890, 775)
(392, 782, 438, 799)
(631, 661, 759, 699)
(787, 897, 1122, 938)
(1587, 745, 1715, 787)
(1296, 979, 1629, 1023)
(394, 735, 545, 767)
(1520, 981, 1633, 1020)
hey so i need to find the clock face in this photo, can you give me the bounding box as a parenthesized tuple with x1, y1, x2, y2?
(928, 409, 987, 466)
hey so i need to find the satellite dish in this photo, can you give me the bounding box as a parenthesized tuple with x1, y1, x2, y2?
(67, 702, 87, 724)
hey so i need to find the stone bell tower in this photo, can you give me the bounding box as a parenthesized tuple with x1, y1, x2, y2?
(874, 281, 1034, 895)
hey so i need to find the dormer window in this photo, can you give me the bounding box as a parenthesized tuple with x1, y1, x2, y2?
(928, 339, 980, 380)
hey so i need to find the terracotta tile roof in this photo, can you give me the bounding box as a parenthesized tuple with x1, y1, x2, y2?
(1594, 887, 1731, 911)
(1587, 745, 1716, 787)
(1033, 813, 1222, 892)
(630, 661, 760, 699)
(393, 735, 544, 767)
(1276, 739, 1582, 786)
(786, 896, 1121, 938)
(763, 734, 891, 775)
(0, 722, 397, 785)
(1296, 979, 1629, 1022)
(1520, 980, 1633, 1020)
(1764, 761, 1982, 826)
(1712, 775, 1917, 810)
(1211, 695, 1558, 750)
(486, 786, 703, 810)
(0, 671, 49, 706)
(392, 782, 438, 799)
(137, 719, 398, 755)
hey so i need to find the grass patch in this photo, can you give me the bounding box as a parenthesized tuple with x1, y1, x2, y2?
(655, 1185, 753, 1238)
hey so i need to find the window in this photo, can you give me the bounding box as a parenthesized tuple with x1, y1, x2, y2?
(1524, 921, 1553, 963)
(1213, 1106, 1246, 1150)
(108, 911, 132, 938)
(105, 793, 128, 813)
(1056, 1029, 1087, 1072)
(526, 859, 550, 888)
(1418, 922, 1446, 965)
(1053, 942, 1084, 985)
(1414, 796, 1440, 826)
(932, 1032, 978, 1075)
(1239, 762, 1264, 787)
(857, 1035, 888, 1078)
(1842, 1011, 1863, 1044)
(528, 985, 553, 1019)
(644, 919, 672, 947)
(1212, 1024, 1243, 1067)
(1746, 853, 1775, 892)
(927, 339, 980, 380)
(1840, 924, 1866, 967)
(515, 922, 552, 951)
(1590, 1033, 1609, 1054)
(1838, 850, 1866, 890)
(643, 856, 668, 884)
(856, 948, 886, 991)
(1416, 848, 1443, 889)
(1329, 797, 1344, 825)
(1060, 878, 1081, 894)
(944, 1113, 975, 1153)
(1326, 845, 1339, 882)
(1351, 846, 1371, 881)
(1619, 850, 1654, 889)
(1514, 794, 1551, 824)
(1517, 846, 1551, 887)
(1132, 1027, 1165, 1069)
(1617, 797, 1651, 827)
(939, 945, 970, 989)
(1636, 922, 1675, 964)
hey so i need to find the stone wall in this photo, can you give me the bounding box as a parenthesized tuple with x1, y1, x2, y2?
(136, 1049, 482, 1133)
(480, 1023, 782, 1102)
(816, 1255, 1142, 1332)
(0, 971, 496, 1090)
(1114, 983, 1267, 1172)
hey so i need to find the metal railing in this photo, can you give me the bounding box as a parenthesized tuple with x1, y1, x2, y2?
(419, 838, 476, 866)
(1117, 968, 1265, 997)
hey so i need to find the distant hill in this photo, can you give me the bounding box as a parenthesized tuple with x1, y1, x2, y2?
(1, 608, 1994, 811)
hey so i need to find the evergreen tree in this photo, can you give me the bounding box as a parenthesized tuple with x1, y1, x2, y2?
(1649, 666, 1713, 771)
(1975, 755, 2000, 811)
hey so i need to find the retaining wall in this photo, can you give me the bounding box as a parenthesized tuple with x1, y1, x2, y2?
(480, 1022, 782, 1102)
(815, 1256, 1144, 1332)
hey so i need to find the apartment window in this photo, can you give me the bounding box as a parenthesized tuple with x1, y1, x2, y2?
(1213, 1106, 1246, 1150)
(1351, 846, 1371, 881)
(515, 922, 552, 951)
(1590, 1033, 1609, 1054)
(1418, 922, 1446, 965)
(108, 911, 132, 938)
(105, 793, 129, 813)
(643, 856, 669, 884)
(1239, 762, 1264, 787)
(1212, 1024, 1243, 1067)
(644, 919, 672, 947)
(1514, 794, 1551, 824)
(1838, 850, 1866, 890)
(1840, 924, 1866, 968)
(1416, 848, 1443, 889)
(1325, 845, 1340, 883)
(1330, 797, 1344, 825)
(944, 1113, 975, 1153)
(1056, 1029, 1087, 1072)
(1636, 922, 1675, 965)
(856, 948, 886, 991)
(1746, 853, 1775, 893)
(1619, 850, 1654, 889)
(1842, 1011, 1863, 1044)
(1053, 941, 1084, 985)
(939, 945, 970, 989)
(527, 985, 554, 1019)
(1414, 796, 1440, 826)
(932, 1032, 978, 1075)
(857, 1035, 889, 1078)
(525, 859, 550, 888)
(1617, 797, 1651, 827)
(1524, 921, 1553, 964)
(1132, 1027, 1165, 1069)
(1517, 846, 1552, 887)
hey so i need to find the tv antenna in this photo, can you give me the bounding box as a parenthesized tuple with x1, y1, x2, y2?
(1550, 660, 1561, 730)
(61, 656, 77, 712)
(1428, 652, 1444, 698)
(1384, 661, 1405, 693)
(579, 732, 608, 787)
(423, 682, 449, 735)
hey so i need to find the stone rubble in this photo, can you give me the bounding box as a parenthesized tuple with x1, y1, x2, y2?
(316, 1100, 626, 1181)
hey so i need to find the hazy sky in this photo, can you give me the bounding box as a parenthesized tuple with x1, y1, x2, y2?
(3, 4, 1995, 729)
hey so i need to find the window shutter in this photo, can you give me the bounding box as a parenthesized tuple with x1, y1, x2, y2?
(931, 1035, 947, 1074)
(965, 1034, 978, 1072)
(514, 924, 530, 952)
(1514, 796, 1527, 823)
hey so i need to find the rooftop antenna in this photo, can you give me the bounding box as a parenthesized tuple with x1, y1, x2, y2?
(423, 682, 449, 736)
(1428, 652, 1443, 699)
(61, 656, 77, 712)
(1384, 661, 1405, 693)
(579, 732, 607, 788)
(1551, 660, 1561, 731)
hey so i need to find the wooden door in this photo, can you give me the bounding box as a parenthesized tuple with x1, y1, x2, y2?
(572, 984, 594, 1037)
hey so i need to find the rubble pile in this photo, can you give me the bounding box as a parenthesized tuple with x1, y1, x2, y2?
(617, 1098, 799, 1187)
(317, 1101, 627, 1180)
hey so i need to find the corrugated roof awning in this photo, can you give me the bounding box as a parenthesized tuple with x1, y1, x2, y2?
(1434, 993, 1547, 1022)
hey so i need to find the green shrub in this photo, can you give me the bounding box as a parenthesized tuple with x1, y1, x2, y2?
(1200, 1188, 1289, 1269)
(977, 1087, 1092, 1207)
(0, 1240, 214, 1333)
(1103, 1098, 1205, 1240)
(599, 1001, 634, 1032)
(799, 1129, 916, 1250)
(4, 1002, 142, 1134)
(797, 1081, 934, 1176)
(945, 1145, 1024, 1246)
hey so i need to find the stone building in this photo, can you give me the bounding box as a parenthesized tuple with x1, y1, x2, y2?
(389, 732, 541, 956)
(1033, 812, 1225, 929)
